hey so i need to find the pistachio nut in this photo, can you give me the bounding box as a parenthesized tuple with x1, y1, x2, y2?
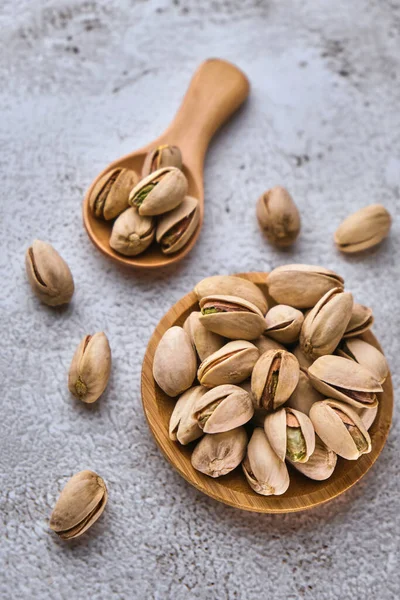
(292, 344, 314, 370)
(142, 144, 182, 177)
(267, 264, 344, 309)
(193, 384, 254, 433)
(253, 335, 285, 355)
(50, 470, 108, 539)
(129, 166, 187, 216)
(264, 304, 304, 344)
(288, 436, 337, 481)
(251, 349, 300, 410)
(156, 195, 200, 254)
(109, 207, 155, 256)
(153, 326, 197, 397)
(191, 427, 247, 478)
(89, 167, 138, 220)
(199, 294, 266, 341)
(286, 369, 324, 416)
(183, 311, 225, 361)
(337, 337, 388, 384)
(242, 428, 290, 496)
(308, 355, 382, 409)
(343, 303, 374, 338)
(197, 340, 259, 388)
(68, 332, 112, 404)
(264, 407, 315, 463)
(334, 204, 391, 253)
(194, 275, 268, 314)
(169, 386, 205, 445)
(299, 288, 353, 359)
(256, 186, 301, 247)
(25, 240, 74, 306)
(310, 400, 371, 460)
(356, 404, 378, 431)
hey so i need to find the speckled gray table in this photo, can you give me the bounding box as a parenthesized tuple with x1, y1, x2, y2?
(1, 1, 399, 598)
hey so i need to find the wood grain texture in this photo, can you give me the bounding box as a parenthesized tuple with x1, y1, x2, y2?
(141, 272, 393, 513)
(82, 59, 250, 269)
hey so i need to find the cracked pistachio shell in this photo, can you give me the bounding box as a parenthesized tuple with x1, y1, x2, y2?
(109, 207, 155, 256)
(310, 400, 371, 460)
(300, 288, 353, 359)
(288, 436, 337, 481)
(264, 304, 304, 344)
(89, 167, 138, 220)
(337, 338, 388, 384)
(242, 428, 290, 496)
(356, 404, 378, 431)
(194, 275, 268, 314)
(50, 470, 108, 539)
(253, 335, 285, 354)
(344, 303, 374, 338)
(156, 195, 200, 254)
(191, 427, 247, 478)
(251, 349, 300, 410)
(169, 386, 205, 445)
(183, 311, 225, 362)
(142, 144, 182, 177)
(199, 294, 266, 341)
(153, 326, 197, 397)
(25, 240, 74, 306)
(129, 166, 187, 216)
(334, 204, 391, 253)
(193, 384, 254, 433)
(292, 345, 314, 370)
(264, 407, 315, 463)
(197, 340, 259, 388)
(256, 186, 301, 247)
(267, 264, 344, 309)
(286, 369, 324, 415)
(68, 332, 112, 404)
(308, 355, 382, 409)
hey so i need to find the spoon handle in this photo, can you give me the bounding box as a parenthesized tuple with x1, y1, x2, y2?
(162, 59, 250, 169)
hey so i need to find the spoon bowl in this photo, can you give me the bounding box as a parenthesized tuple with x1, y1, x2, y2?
(83, 59, 250, 268)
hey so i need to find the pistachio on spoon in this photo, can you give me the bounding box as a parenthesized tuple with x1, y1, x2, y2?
(89, 167, 138, 220)
(156, 195, 200, 254)
(129, 166, 187, 216)
(110, 207, 155, 256)
(142, 144, 182, 177)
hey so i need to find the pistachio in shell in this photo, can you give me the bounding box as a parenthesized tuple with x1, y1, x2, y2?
(193, 384, 254, 433)
(199, 294, 266, 341)
(337, 337, 388, 384)
(286, 368, 324, 416)
(109, 207, 155, 256)
(25, 240, 74, 306)
(68, 332, 112, 404)
(156, 195, 200, 254)
(169, 386, 205, 445)
(292, 344, 314, 370)
(194, 275, 268, 314)
(334, 204, 391, 253)
(183, 311, 225, 362)
(253, 335, 286, 355)
(49, 470, 108, 540)
(242, 428, 290, 496)
(153, 326, 197, 397)
(299, 287, 353, 359)
(256, 185, 301, 247)
(89, 167, 138, 220)
(343, 303, 374, 338)
(308, 355, 382, 409)
(288, 436, 337, 481)
(251, 349, 300, 411)
(356, 404, 378, 431)
(197, 340, 259, 388)
(142, 144, 182, 177)
(264, 407, 315, 463)
(264, 304, 304, 344)
(266, 264, 344, 309)
(191, 427, 247, 478)
(310, 399, 371, 460)
(129, 166, 187, 216)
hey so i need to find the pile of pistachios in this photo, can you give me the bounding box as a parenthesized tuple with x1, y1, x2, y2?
(153, 268, 388, 495)
(89, 144, 200, 256)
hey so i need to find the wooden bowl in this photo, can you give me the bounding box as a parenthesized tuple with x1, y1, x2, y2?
(141, 272, 393, 513)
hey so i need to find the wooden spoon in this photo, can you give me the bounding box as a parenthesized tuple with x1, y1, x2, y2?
(82, 59, 250, 269)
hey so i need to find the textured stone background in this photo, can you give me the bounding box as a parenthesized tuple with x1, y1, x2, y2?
(0, 0, 399, 598)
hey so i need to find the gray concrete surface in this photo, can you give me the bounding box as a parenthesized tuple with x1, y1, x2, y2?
(0, 1, 399, 598)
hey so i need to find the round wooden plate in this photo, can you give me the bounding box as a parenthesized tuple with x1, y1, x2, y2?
(141, 272, 393, 513)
